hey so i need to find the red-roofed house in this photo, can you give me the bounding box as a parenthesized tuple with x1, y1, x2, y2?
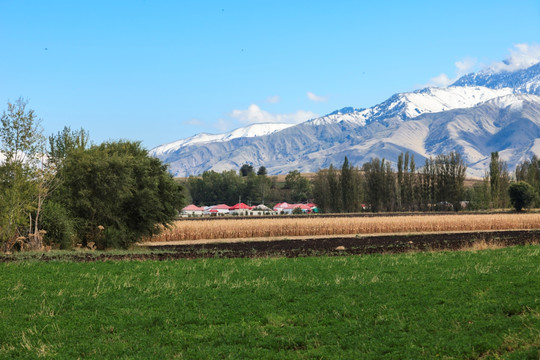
(273, 202, 289, 213)
(181, 204, 205, 216)
(275, 203, 315, 214)
(204, 204, 230, 215)
(229, 202, 253, 215)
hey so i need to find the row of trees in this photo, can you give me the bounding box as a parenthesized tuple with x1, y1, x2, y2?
(0, 99, 184, 251)
(185, 150, 529, 213)
(186, 168, 312, 206)
(313, 151, 540, 213)
(313, 152, 468, 213)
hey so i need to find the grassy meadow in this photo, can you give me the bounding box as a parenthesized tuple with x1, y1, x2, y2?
(1, 245, 539, 359)
(150, 213, 540, 242)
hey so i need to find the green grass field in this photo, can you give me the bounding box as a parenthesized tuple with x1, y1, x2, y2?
(1, 246, 539, 359)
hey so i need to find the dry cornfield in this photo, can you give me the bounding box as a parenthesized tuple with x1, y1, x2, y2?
(148, 213, 540, 242)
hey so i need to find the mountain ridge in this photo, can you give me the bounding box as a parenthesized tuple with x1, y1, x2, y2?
(151, 61, 540, 177)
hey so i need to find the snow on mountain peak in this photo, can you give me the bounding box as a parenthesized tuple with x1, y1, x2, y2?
(398, 86, 514, 116)
(483, 93, 540, 110)
(150, 122, 294, 156)
(308, 86, 514, 127)
(452, 61, 540, 94)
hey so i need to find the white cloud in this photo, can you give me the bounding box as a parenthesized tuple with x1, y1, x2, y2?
(266, 95, 280, 104)
(426, 73, 453, 87)
(307, 91, 327, 102)
(230, 104, 318, 125)
(455, 57, 477, 76)
(488, 43, 540, 73)
(425, 57, 478, 88)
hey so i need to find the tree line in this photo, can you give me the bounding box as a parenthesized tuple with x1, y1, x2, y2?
(187, 149, 539, 214)
(186, 168, 312, 206)
(313, 152, 468, 212)
(0, 99, 184, 251)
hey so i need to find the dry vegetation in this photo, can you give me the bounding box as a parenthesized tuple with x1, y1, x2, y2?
(149, 213, 540, 242)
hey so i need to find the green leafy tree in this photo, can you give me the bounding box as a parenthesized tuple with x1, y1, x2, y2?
(239, 164, 254, 177)
(488, 152, 510, 209)
(284, 170, 312, 203)
(254, 172, 272, 204)
(0, 99, 49, 251)
(257, 166, 267, 176)
(327, 165, 342, 212)
(508, 181, 536, 212)
(362, 158, 396, 212)
(48, 126, 89, 168)
(340, 157, 363, 212)
(341, 157, 354, 212)
(313, 168, 330, 212)
(54, 141, 184, 248)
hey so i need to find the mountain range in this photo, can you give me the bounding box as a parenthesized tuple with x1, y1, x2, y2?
(150, 62, 540, 178)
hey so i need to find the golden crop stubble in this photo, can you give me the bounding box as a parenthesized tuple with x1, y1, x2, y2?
(148, 214, 540, 242)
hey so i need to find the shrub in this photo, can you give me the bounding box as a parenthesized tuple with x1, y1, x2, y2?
(508, 181, 536, 212)
(40, 201, 75, 249)
(53, 141, 185, 249)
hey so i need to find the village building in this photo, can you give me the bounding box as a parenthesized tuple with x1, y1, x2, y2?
(204, 204, 230, 215)
(273, 202, 317, 214)
(229, 202, 253, 216)
(252, 204, 276, 215)
(181, 204, 205, 217)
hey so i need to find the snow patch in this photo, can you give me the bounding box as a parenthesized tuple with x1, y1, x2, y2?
(529, 138, 540, 155)
(308, 86, 514, 127)
(150, 122, 294, 156)
(484, 93, 540, 110)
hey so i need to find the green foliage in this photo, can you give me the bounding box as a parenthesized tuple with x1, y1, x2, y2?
(362, 158, 396, 212)
(314, 157, 363, 213)
(396, 152, 417, 211)
(418, 152, 467, 211)
(256, 166, 267, 176)
(239, 163, 254, 177)
(40, 201, 75, 249)
(187, 170, 243, 205)
(489, 152, 510, 209)
(508, 181, 536, 212)
(48, 126, 89, 168)
(53, 141, 184, 248)
(292, 206, 303, 214)
(515, 155, 540, 208)
(464, 180, 490, 210)
(187, 169, 282, 206)
(284, 170, 312, 203)
(0, 99, 46, 250)
(1, 245, 539, 358)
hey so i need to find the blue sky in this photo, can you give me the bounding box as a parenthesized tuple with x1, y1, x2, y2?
(1, 0, 540, 149)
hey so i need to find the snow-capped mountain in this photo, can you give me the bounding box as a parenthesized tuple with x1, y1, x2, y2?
(150, 122, 294, 158)
(452, 62, 540, 94)
(151, 61, 540, 177)
(308, 86, 514, 126)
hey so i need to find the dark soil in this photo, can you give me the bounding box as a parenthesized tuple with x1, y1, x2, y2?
(1, 230, 538, 262)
